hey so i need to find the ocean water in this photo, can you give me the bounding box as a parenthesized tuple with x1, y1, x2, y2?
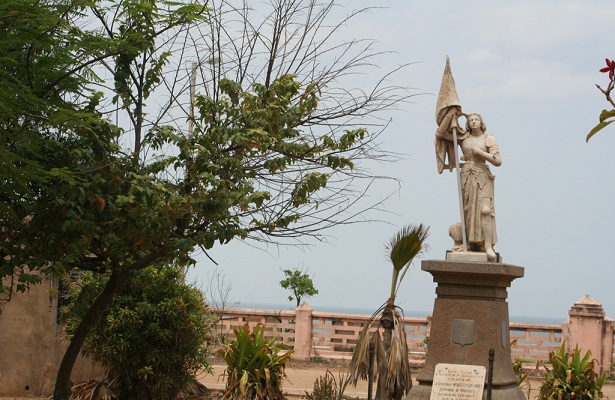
(230, 301, 564, 325)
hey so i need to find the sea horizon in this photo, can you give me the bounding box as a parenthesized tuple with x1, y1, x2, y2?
(225, 300, 565, 325)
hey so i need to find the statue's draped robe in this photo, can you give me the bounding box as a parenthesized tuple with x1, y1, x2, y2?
(460, 136, 498, 249)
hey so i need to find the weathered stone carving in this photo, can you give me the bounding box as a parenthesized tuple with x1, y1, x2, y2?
(435, 58, 501, 262)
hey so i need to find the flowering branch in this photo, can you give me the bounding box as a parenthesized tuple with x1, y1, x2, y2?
(596, 58, 615, 108)
(587, 58, 615, 142)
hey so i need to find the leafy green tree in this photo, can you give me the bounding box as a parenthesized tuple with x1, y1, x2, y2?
(0, 1, 413, 399)
(62, 265, 215, 399)
(350, 224, 429, 400)
(280, 267, 319, 307)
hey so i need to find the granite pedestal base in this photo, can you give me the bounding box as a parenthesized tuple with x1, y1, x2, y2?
(407, 260, 526, 400)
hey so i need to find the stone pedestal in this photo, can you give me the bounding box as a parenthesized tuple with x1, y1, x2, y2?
(408, 260, 525, 400)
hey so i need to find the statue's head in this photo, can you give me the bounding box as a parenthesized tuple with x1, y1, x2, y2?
(465, 113, 486, 133)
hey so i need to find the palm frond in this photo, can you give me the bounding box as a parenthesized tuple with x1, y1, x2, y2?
(350, 320, 379, 384)
(386, 224, 429, 272)
(70, 376, 119, 400)
(385, 312, 412, 395)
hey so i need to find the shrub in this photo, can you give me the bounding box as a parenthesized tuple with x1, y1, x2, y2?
(63, 265, 216, 400)
(303, 369, 355, 400)
(221, 323, 292, 399)
(538, 344, 606, 400)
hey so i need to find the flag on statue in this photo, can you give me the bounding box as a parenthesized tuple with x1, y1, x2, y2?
(435, 56, 466, 173)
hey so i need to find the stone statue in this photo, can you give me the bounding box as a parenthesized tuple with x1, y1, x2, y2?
(435, 58, 501, 262)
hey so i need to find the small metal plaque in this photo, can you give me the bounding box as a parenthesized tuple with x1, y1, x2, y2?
(452, 319, 476, 346)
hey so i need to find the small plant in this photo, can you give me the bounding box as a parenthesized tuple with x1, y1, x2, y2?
(538, 344, 606, 400)
(221, 323, 293, 400)
(512, 358, 531, 398)
(303, 370, 354, 400)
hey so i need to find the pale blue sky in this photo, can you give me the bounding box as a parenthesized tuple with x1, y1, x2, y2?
(188, 0, 615, 321)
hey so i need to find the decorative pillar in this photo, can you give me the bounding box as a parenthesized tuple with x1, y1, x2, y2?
(564, 295, 612, 374)
(293, 302, 313, 360)
(408, 260, 525, 400)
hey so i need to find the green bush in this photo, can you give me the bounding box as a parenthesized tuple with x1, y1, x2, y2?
(539, 344, 606, 400)
(63, 265, 216, 400)
(303, 370, 355, 400)
(221, 323, 293, 400)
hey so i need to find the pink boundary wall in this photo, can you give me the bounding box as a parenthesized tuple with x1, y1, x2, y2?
(217, 297, 614, 374)
(0, 281, 612, 396)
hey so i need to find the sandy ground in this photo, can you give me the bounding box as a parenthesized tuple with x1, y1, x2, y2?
(197, 359, 370, 399)
(2, 361, 613, 399)
(197, 359, 615, 400)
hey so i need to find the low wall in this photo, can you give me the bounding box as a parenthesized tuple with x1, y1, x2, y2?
(1, 280, 612, 397)
(217, 299, 614, 374)
(0, 276, 102, 396)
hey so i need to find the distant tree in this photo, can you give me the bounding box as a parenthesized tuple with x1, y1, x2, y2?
(280, 268, 318, 307)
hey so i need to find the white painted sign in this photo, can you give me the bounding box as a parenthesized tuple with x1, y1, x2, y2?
(430, 363, 486, 400)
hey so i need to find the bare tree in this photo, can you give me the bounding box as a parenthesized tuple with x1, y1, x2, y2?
(163, 0, 417, 245)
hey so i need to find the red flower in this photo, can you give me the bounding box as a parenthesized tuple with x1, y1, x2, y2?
(599, 58, 615, 80)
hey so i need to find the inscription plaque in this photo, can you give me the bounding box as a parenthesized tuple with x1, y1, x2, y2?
(430, 363, 486, 400)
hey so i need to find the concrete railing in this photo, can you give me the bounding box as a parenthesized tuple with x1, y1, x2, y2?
(1, 277, 613, 397)
(509, 322, 562, 362)
(217, 296, 614, 374)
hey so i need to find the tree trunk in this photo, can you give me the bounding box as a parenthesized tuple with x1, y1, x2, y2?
(53, 247, 170, 400)
(375, 299, 395, 400)
(52, 269, 130, 400)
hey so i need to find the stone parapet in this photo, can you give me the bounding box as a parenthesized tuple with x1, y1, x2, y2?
(1, 279, 613, 396)
(563, 295, 613, 374)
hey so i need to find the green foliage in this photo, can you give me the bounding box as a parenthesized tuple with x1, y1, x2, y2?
(512, 357, 531, 399)
(280, 268, 319, 307)
(63, 265, 216, 400)
(0, 0, 209, 301)
(538, 344, 606, 400)
(0, 1, 410, 397)
(386, 224, 429, 297)
(0, 0, 401, 304)
(588, 58, 615, 141)
(303, 370, 355, 400)
(587, 109, 615, 142)
(221, 323, 293, 400)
